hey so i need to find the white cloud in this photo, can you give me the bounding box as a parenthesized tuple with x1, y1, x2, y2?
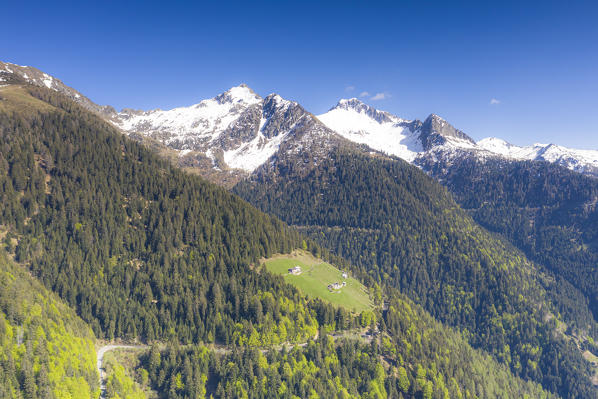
(371, 92, 390, 101)
(490, 98, 501, 105)
(359, 91, 370, 98)
(345, 85, 355, 92)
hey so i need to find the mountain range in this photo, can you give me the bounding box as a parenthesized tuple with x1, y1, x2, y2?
(2, 59, 598, 398)
(3, 60, 597, 182)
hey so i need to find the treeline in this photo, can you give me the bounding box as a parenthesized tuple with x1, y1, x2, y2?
(234, 148, 597, 398)
(0, 250, 98, 398)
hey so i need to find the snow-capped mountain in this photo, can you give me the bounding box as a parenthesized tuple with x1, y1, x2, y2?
(318, 98, 598, 177)
(317, 99, 484, 163)
(1, 61, 343, 177)
(5, 59, 598, 179)
(317, 98, 423, 162)
(115, 84, 262, 154)
(477, 137, 598, 176)
(112, 84, 342, 173)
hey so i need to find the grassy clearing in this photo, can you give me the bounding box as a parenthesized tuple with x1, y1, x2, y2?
(262, 250, 373, 313)
(0, 85, 57, 114)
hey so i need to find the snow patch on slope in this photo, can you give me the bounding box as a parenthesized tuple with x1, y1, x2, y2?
(42, 73, 54, 89)
(442, 136, 479, 151)
(223, 129, 287, 171)
(318, 99, 422, 162)
(478, 137, 546, 159)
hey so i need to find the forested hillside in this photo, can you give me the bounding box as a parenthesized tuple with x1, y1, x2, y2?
(0, 83, 323, 347)
(0, 250, 98, 398)
(138, 293, 555, 399)
(234, 148, 598, 398)
(0, 80, 566, 398)
(422, 156, 598, 324)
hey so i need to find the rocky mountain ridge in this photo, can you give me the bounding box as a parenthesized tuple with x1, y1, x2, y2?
(4, 60, 597, 179)
(0, 61, 117, 118)
(319, 97, 598, 177)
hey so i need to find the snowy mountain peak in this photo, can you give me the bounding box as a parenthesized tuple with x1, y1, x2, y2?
(476, 138, 598, 176)
(334, 97, 364, 109)
(110, 84, 333, 174)
(478, 137, 525, 156)
(214, 84, 261, 105)
(320, 100, 598, 177)
(331, 98, 398, 124)
(420, 113, 476, 150)
(478, 137, 509, 146)
(318, 99, 422, 162)
(319, 103, 483, 162)
(264, 93, 292, 108)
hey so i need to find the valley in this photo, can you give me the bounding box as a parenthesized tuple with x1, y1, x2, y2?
(0, 63, 596, 398)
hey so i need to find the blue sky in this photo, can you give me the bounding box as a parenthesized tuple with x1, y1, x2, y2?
(3, 0, 597, 148)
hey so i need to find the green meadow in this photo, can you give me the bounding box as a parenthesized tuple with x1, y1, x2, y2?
(262, 250, 373, 312)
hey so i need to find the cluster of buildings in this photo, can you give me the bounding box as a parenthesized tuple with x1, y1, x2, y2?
(287, 265, 350, 292)
(329, 271, 349, 291)
(328, 281, 347, 291)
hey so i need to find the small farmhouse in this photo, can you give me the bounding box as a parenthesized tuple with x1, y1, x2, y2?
(328, 281, 347, 291)
(288, 266, 302, 275)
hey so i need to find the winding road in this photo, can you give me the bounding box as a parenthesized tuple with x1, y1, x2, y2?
(97, 344, 148, 398)
(96, 329, 372, 397)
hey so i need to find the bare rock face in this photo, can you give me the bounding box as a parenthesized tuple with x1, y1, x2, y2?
(332, 98, 396, 124)
(418, 114, 476, 151)
(261, 95, 305, 139)
(216, 104, 262, 151)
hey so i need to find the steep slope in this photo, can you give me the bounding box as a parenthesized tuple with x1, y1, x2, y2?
(6, 60, 598, 396)
(110, 83, 352, 190)
(0, 81, 329, 347)
(421, 155, 598, 321)
(318, 99, 477, 158)
(139, 294, 556, 399)
(0, 61, 117, 118)
(234, 146, 598, 398)
(113, 85, 348, 174)
(320, 97, 598, 346)
(0, 249, 98, 398)
(317, 98, 423, 162)
(114, 84, 261, 156)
